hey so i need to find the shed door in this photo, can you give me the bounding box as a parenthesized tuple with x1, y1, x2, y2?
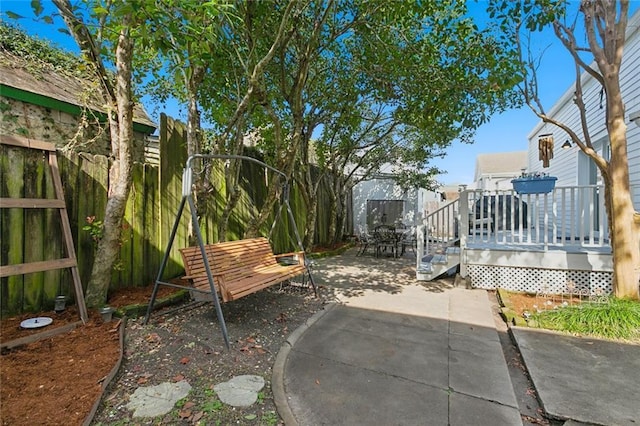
(367, 200, 404, 229)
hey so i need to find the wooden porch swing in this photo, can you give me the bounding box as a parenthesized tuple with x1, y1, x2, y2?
(144, 154, 316, 348)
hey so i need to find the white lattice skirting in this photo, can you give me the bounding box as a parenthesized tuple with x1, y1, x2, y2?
(468, 265, 613, 295)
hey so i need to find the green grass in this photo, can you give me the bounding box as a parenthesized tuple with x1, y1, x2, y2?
(175, 397, 188, 409)
(532, 298, 640, 340)
(261, 410, 279, 425)
(202, 399, 224, 413)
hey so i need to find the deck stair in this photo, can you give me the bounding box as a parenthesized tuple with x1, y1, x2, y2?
(417, 246, 460, 280)
(416, 197, 461, 281)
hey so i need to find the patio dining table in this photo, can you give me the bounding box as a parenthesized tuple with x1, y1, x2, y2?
(372, 225, 404, 258)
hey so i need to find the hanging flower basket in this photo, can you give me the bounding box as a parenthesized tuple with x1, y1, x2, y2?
(511, 175, 557, 194)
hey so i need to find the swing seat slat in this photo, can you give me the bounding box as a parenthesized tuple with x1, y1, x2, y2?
(180, 237, 308, 302)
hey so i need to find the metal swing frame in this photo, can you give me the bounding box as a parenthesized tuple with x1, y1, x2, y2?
(144, 154, 316, 349)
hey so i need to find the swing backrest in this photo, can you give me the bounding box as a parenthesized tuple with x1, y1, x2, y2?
(207, 237, 278, 277)
(181, 237, 277, 279)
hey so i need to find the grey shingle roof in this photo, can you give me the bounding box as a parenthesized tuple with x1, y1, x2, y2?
(474, 151, 527, 180)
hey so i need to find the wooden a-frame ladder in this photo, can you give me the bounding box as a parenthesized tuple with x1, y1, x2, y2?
(0, 135, 88, 323)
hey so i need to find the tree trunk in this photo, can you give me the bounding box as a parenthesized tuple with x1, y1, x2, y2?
(333, 177, 349, 243)
(600, 53, 640, 299)
(299, 136, 322, 250)
(186, 66, 205, 159)
(85, 18, 135, 308)
(606, 116, 640, 299)
(217, 164, 242, 242)
(327, 180, 339, 244)
(328, 173, 349, 244)
(186, 65, 205, 245)
(245, 138, 300, 238)
(335, 178, 350, 244)
(609, 182, 640, 298)
(336, 192, 349, 243)
(303, 190, 318, 251)
(218, 122, 245, 242)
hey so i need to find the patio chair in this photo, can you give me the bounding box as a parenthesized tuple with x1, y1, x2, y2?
(373, 225, 399, 258)
(399, 227, 417, 257)
(356, 232, 376, 256)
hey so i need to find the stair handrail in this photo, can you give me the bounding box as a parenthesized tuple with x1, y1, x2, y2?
(422, 198, 460, 258)
(425, 197, 460, 218)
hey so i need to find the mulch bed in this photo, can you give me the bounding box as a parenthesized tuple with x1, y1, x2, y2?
(0, 284, 179, 426)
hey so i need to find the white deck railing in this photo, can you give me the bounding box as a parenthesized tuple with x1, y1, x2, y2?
(422, 186, 609, 256)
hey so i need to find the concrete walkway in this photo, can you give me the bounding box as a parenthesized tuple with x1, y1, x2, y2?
(273, 249, 640, 425)
(512, 327, 640, 425)
(273, 250, 521, 425)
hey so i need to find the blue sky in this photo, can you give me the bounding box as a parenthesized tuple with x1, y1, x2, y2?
(2, 1, 638, 186)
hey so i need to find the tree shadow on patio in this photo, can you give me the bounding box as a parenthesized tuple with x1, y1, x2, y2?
(312, 248, 451, 299)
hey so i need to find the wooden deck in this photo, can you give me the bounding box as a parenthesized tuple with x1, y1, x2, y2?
(418, 187, 613, 294)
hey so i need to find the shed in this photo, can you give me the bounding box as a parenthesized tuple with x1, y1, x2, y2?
(0, 48, 155, 160)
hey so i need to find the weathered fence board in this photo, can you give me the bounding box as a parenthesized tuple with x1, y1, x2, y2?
(114, 195, 131, 289)
(43, 153, 62, 306)
(22, 148, 45, 310)
(159, 114, 189, 280)
(61, 152, 82, 284)
(131, 163, 145, 287)
(79, 153, 99, 288)
(6, 146, 25, 311)
(143, 164, 160, 283)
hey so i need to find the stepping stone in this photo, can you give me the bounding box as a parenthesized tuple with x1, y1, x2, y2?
(213, 375, 265, 407)
(127, 380, 192, 418)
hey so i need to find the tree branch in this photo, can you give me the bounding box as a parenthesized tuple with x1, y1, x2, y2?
(220, 0, 299, 141)
(52, 0, 116, 103)
(553, 20, 604, 85)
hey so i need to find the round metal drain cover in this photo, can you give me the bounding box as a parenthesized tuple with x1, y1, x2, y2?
(20, 317, 53, 329)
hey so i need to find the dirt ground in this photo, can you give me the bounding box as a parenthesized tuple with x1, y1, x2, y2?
(0, 279, 327, 426)
(95, 281, 326, 426)
(504, 291, 586, 317)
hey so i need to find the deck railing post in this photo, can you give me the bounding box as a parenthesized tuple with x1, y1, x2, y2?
(459, 191, 469, 278)
(416, 225, 425, 271)
(598, 184, 607, 244)
(570, 187, 576, 243)
(560, 188, 566, 245)
(543, 192, 549, 250)
(589, 186, 596, 245)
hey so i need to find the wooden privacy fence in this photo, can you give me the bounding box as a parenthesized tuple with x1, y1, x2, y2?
(1, 114, 348, 315)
